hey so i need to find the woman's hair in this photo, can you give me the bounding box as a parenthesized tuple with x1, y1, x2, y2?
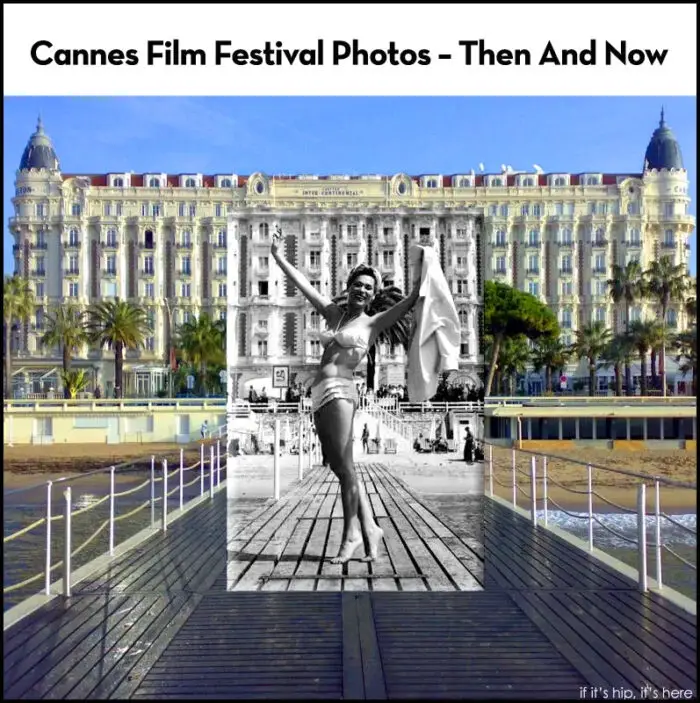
(346, 264, 383, 294)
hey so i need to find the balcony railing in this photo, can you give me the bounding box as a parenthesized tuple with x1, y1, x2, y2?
(557, 240, 575, 247)
(64, 268, 80, 277)
(213, 241, 227, 249)
(591, 239, 609, 247)
(492, 240, 508, 248)
(661, 242, 676, 249)
(493, 268, 507, 275)
(32, 269, 46, 277)
(142, 269, 155, 277)
(101, 240, 119, 249)
(31, 242, 48, 250)
(104, 269, 117, 277)
(179, 269, 192, 277)
(625, 240, 642, 247)
(525, 268, 540, 275)
(175, 242, 193, 249)
(525, 241, 541, 248)
(559, 268, 574, 275)
(592, 267, 608, 274)
(63, 240, 81, 249)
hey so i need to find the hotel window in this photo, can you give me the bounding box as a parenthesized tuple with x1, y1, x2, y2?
(528, 281, 540, 296)
(36, 203, 46, 217)
(310, 280, 321, 292)
(69, 282, 79, 297)
(499, 204, 509, 217)
(183, 310, 192, 324)
(145, 337, 155, 352)
(667, 309, 678, 328)
(455, 228, 467, 239)
(561, 228, 572, 245)
(218, 230, 227, 247)
(114, 177, 124, 187)
(586, 176, 599, 186)
(310, 340, 321, 357)
(594, 307, 606, 324)
(629, 228, 641, 246)
(149, 178, 160, 188)
(189, 204, 196, 217)
(561, 310, 572, 328)
(69, 255, 79, 273)
(259, 223, 269, 239)
(258, 319, 268, 330)
(456, 255, 468, 268)
(116, 203, 122, 216)
(561, 280, 573, 296)
(594, 254, 606, 272)
(663, 229, 675, 247)
(35, 282, 45, 298)
(215, 204, 222, 217)
(106, 255, 117, 275)
(36, 256, 45, 274)
(178, 203, 186, 217)
(181, 283, 191, 298)
(221, 178, 232, 188)
(561, 255, 572, 272)
(456, 280, 469, 295)
(145, 282, 154, 298)
(106, 229, 117, 246)
(382, 250, 393, 267)
(589, 202, 597, 215)
(523, 177, 535, 187)
(347, 253, 358, 268)
(532, 204, 542, 217)
(555, 203, 564, 216)
(310, 311, 320, 330)
(152, 204, 161, 217)
(258, 281, 269, 297)
(528, 229, 539, 246)
(104, 203, 112, 216)
(495, 256, 506, 273)
(182, 230, 191, 246)
(458, 309, 469, 327)
(218, 257, 227, 274)
(627, 202, 640, 215)
(142, 203, 149, 217)
(144, 255, 154, 274)
(347, 225, 358, 239)
(599, 202, 607, 215)
(383, 227, 393, 238)
(521, 204, 530, 216)
(491, 178, 503, 187)
(182, 256, 192, 275)
(528, 254, 539, 273)
(594, 227, 605, 244)
(664, 202, 674, 217)
(595, 279, 607, 296)
(426, 178, 438, 189)
(489, 205, 498, 216)
(554, 177, 566, 186)
(258, 256, 269, 270)
(495, 229, 506, 246)
(185, 178, 196, 188)
(218, 283, 227, 298)
(36, 230, 46, 247)
(309, 251, 321, 268)
(69, 228, 79, 246)
(71, 203, 81, 216)
(219, 310, 226, 322)
(257, 340, 268, 357)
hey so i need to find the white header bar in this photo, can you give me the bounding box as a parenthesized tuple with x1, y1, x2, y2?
(3, 3, 697, 96)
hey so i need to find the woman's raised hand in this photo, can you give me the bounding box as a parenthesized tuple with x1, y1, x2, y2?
(271, 225, 283, 257)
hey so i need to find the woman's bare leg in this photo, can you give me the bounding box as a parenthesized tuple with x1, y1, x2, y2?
(356, 481, 384, 561)
(314, 401, 363, 563)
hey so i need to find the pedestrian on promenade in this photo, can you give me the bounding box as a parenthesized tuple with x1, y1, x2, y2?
(271, 225, 423, 564)
(361, 423, 370, 454)
(201, 419, 209, 440)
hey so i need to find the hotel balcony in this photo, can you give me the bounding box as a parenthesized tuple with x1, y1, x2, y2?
(661, 242, 676, 249)
(592, 267, 608, 275)
(213, 269, 227, 279)
(624, 240, 642, 248)
(524, 242, 541, 249)
(179, 269, 192, 278)
(30, 242, 49, 250)
(141, 269, 155, 277)
(559, 268, 574, 275)
(62, 240, 81, 249)
(101, 240, 119, 249)
(175, 242, 193, 250)
(491, 240, 508, 249)
(591, 239, 609, 248)
(32, 269, 46, 277)
(557, 240, 575, 248)
(64, 268, 80, 277)
(525, 268, 540, 275)
(212, 241, 228, 249)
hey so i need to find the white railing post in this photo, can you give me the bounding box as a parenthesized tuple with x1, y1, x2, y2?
(109, 465, 116, 555)
(217, 440, 221, 486)
(511, 447, 517, 507)
(637, 483, 648, 592)
(542, 456, 549, 526)
(587, 464, 594, 551)
(63, 487, 72, 597)
(179, 448, 184, 510)
(298, 419, 304, 481)
(162, 459, 168, 532)
(45, 480, 53, 595)
(150, 456, 156, 527)
(210, 445, 215, 499)
(307, 426, 313, 473)
(530, 456, 537, 525)
(488, 445, 494, 497)
(273, 418, 280, 501)
(655, 480, 663, 589)
(200, 443, 205, 496)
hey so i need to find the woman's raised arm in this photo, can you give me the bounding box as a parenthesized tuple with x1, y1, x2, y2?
(271, 226, 336, 318)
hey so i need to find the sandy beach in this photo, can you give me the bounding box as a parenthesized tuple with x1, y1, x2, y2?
(3, 442, 696, 514)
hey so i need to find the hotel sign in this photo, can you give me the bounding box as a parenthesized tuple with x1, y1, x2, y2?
(300, 187, 364, 197)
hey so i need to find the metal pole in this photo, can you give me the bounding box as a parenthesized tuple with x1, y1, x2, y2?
(655, 480, 663, 589)
(200, 442, 205, 496)
(511, 447, 517, 507)
(587, 464, 594, 551)
(63, 487, 72, 598)
(45, 481, 53, 595)
(298, 418, 304, 481)
(273, 418, 280, 501)
(109, 465, 116, 555)
(530, 456, 537, 525)
(488, 445, 494, 497)
(179, 447, 184, 511)
(543, 456, 548, 526)
(150, 456, 155, 527)
(210, 445, 215, 499)
(217, 440, 221, 486)
(307, 423, 313, 473)
(162, 459, 168, 532)
(637, 483, 648, 592)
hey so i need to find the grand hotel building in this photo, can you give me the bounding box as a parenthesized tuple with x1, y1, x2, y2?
(8, 112, 695, 397)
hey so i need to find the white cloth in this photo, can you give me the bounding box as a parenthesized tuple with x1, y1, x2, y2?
(406, 245, 461, 402)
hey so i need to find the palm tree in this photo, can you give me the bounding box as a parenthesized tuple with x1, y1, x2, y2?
(87, 300, 151, 399)
(40, 305, 89, 397)
(60, 369, 90, 399)
(629, 319, 659, 396)
(599, 334, 635, 397)
(3, 275, 35, 398)
(607, 261, 644, 395)
(333, 277, 409, 391)
(644, 256, 689, 395)
(176, 312, 225, 396)
(674, 327, 697, 395)
(572, 321, 613, 396)
(530, 335, 571, 393)
(496, 335, 530, 396)
(685, 296, 696, 324)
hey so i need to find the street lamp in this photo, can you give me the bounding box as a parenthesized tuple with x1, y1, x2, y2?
(163, 297, 175, 397)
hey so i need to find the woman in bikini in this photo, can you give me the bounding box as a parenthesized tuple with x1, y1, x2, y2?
(271, 226, 422, 564)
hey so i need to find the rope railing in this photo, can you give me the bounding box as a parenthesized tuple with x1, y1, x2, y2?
(485, 442, 696, 595)
(4, 428, 229, 600)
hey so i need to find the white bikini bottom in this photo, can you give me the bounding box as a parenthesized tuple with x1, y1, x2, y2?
(310, 377, 359, 414)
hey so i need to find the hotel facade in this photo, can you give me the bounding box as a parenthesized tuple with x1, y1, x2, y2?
(8, 112, 695, 398)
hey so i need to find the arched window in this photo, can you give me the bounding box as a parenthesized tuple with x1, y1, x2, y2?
(106, 228, 117, 246)
(457, 178, 469, 188)
(554, 177, 566, 186)
(221, 178, 232, 188)
(427, 179, 438, 189)
(458, 309, 470, 326)
(259, 223, 269, 239)
(149, 178, 160, 188)
(114, 177, 124, 187)
(492, 178, 502, 187)
(218, 230, 227, 247)
(523, 178, 535, 187)
(185, 178, 196, 188)
(586, 177, 598, 186)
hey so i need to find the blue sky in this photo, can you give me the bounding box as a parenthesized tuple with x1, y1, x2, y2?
(4, 96, 696, 275)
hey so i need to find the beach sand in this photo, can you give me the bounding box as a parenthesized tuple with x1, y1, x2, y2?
(3, 442, 696, 514)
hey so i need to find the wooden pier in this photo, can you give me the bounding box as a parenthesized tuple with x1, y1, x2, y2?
(3, 462, 696, 700)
